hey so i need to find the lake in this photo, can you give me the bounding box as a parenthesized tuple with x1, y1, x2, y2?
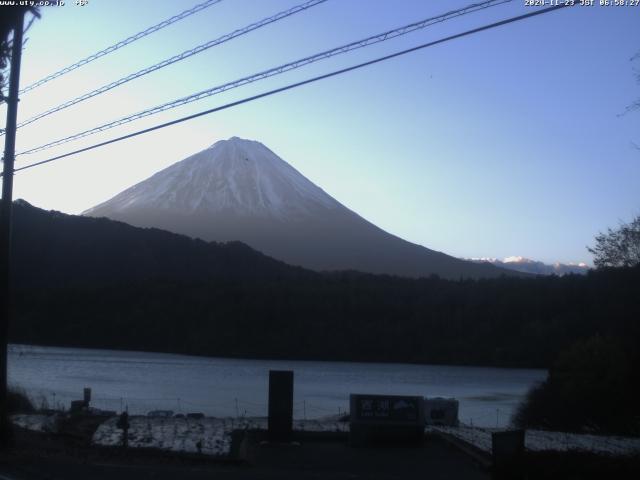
(8, 344, 546, 427)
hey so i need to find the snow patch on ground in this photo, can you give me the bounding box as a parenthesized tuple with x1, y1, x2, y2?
(430, 426, 640, 457)
(92, 416, 232, 456)
(92, 416, 349, 457)
(11, 413, 60, 433)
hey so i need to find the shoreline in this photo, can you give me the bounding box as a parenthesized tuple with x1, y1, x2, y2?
(8, 342, 550, 372)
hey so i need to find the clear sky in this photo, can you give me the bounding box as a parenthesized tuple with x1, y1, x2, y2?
(3, 0, 639, 265)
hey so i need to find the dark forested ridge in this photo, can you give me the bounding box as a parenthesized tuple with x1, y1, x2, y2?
(9, 200, 640, 368)
(10, 199, 310, 288)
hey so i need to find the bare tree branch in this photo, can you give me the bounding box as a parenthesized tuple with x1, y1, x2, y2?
(588, 216, 640, 268)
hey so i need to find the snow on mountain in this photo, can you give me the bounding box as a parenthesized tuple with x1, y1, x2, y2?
(84, 137, 517, 279)
(468, 256, 590, 276)
(89, 137, 339, 219)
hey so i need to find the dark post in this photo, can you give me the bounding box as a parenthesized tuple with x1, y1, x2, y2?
(83, 387, 92, 407)
(0, 10, 25, 448)
(268, 370, 293, 442)
(117, 411, 130, 448)
(492, 430, 525, 479)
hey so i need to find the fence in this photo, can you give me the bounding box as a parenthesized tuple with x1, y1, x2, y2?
(13, 384, 515, 428)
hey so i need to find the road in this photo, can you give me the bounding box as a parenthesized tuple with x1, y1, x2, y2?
(0, 435, 488, 480)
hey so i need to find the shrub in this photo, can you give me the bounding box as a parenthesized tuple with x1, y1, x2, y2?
(7, 388, 35, 414)
(512, 335, 639, 436)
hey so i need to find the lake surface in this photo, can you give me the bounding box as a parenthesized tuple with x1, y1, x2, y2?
(8, 344, 546, 427)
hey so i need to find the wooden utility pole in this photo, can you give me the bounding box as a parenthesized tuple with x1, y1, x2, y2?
(0, 10, 25, 448)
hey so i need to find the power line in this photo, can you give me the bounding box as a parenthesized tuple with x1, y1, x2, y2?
(17, 0, 512, 156)
(10, 2, 573, 175)
(18, 0, 225, 95)
(12, 0, 328, 132)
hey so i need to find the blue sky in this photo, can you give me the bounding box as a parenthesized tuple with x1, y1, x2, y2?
(4, 0, 639, 264)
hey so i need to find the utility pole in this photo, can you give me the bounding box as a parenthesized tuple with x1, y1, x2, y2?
(0, 10, 25, 448)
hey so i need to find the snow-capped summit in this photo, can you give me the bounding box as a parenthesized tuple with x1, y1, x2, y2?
(84, 137, 515, 279)
(467, 256, 589, 276)
(87, 136, 338, 220)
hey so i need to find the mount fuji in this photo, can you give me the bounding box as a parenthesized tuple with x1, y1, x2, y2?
(84, 137, 514, 279)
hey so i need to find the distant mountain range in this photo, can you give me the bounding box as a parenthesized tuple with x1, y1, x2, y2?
(83, 136, 518, 280)
(468, 256, 590, 276)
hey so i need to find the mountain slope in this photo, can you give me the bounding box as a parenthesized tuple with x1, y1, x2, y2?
(84, 137, 515, 279)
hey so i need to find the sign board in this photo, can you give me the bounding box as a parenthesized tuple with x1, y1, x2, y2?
(351, 394, 423, 423)
(349, 394, 424, 446)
